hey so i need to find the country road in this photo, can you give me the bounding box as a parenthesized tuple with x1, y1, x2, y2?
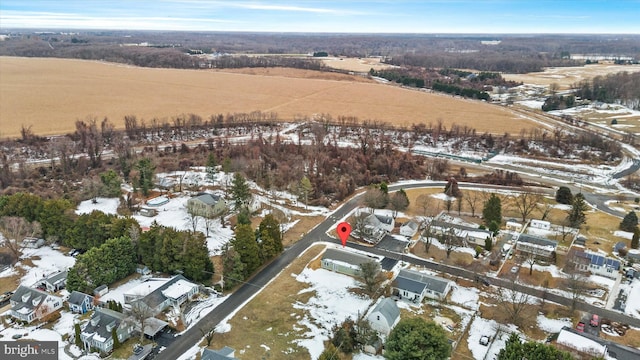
(155, 181, 638, 360)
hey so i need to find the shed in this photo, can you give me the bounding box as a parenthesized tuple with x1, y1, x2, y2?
(93, 284, 109, 297)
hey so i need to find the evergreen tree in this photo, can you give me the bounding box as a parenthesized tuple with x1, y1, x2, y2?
(567, 193, 587, 228)
(497, 333, 572, 360)
(135, 158, 155, 197)
(182, 232, 215, 282)
(555, 186, 573, 205)
(222, 245, 246, 289)
(385, 318, 451, 360)
(75, 323, 82, 348)
(632, 228, 639, 249)
(232, 224, 261, 276)
(318, 343, 342, 360)
(257, 214, 283, 261)
(205, 153, 217, 184)
(236, 206, 251, 225)
(299, 176, 313, 207)
(100, 170, 122, 197)
(482, 194, 502, 228)
(620, 211, 638, 232)
(111, 328, 120, 350)
(231, 173, 251, 210)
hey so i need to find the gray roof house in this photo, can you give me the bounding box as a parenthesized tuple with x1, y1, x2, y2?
(321, 248, 380, 277)
(39, 270, 67, 292)
(399, 221, 419, 238)
(515, 234, 558, 259)
(187, 193, 226, 218)
(67, 291, 95, 314)
(81, 307, 134, 354)
(9, 285, 63, 323)
(201, 347, 238, 360)
(367, 297, 400, 337)
(393, 269, 452, 303)
(124, 275, 199, 316)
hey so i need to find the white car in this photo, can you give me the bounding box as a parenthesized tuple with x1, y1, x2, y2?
(510, 266, 519, 274)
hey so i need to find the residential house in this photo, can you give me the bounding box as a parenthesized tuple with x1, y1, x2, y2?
(38, 270, 67, 292)
(367, 214, 395, 232)
(367, 297, 400, 337)
(9, 286, 63, 323)
(187, 193, 226, 218)
(570, 250, 621, 279)
(22, 237, 45, 249)
(201, 347, 238, 360)
(320, 248, 380, 277)
(124, 275, 199, 316)
(515, 234, 558, 260)
(67, 291, 94, 314)
(399, 221, 419, 238)
(505, 221, 523, 232)
(392, 269, 452, 303)
(557, 326, 640, 360)
(430, 219, 493, 247)
(357, 213, 394, 244)
(81, 307, 134, 354)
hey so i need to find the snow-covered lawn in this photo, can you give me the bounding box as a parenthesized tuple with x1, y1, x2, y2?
(14, 246, 76, 287)
(293, 267, 372, 360)
(76, 197, 120, 215)
(467, 316, 520, 360)
(624, 279, 640, 318)
(536, 314, 572, 333)
(450, 285, 480, 310)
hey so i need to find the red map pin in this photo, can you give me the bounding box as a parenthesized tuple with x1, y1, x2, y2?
(336, 222, 352, 247)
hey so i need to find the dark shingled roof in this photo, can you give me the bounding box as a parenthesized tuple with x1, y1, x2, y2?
(396, 269, 451, 295)
(518, 234, 558, 248)
(192, 193, 221, 206)
(68, 291, 93, 306)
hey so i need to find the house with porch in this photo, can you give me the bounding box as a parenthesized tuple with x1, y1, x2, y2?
(392, 269, 452, 304)
(67, 291, 94, 314)
(9, 286, 63, 323)
(38, 270, 67, 292)
(81, 307, 134, 354)
(320, 248, 380, 277)
(187, 193, 226, 217)
(367, 297, 400, 337)
(569, 249, 621, 279)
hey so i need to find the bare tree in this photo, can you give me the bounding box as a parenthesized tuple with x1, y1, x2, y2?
(420, 218, 435, 253)
(0, 217, 42, 263)
(441, 228, 462, 259)
(416, 194, 434, 217)
(464, 191, 482, 217)
(564, 256, 590, 311)
(186, 210, 200, 233)
(200, 327, 216, 347)
(359, 262, 384, 296)
(497, 281, 533, 327)
(522, 252, 537, 276)
(130, 300, 154, 342)
(511, 189, 543, 223)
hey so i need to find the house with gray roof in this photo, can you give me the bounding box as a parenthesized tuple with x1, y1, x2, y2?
(392, 269, 452, 303)
(367, 297, 400, 337)
(515, 234, 558, 259)
(81, 307, 134, 354)
(201, 347, 238, 360)
(124, 275, 199, 316)
(187, 192, 226, 217)
(321, 248, 380, 277)
(67, 291, 94, 314)
(38, 270, 67, 292)
(9, 285, 63, 323)
(399, 220, 419, 238)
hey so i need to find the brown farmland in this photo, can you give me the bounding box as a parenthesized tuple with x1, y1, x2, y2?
(0, 56, 537, 138)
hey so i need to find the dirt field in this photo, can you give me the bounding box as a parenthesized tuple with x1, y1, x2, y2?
(503, 64, 640, 89)
(0, 56, 537, 138)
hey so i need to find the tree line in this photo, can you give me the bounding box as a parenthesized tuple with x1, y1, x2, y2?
(573, 71, 640, 110)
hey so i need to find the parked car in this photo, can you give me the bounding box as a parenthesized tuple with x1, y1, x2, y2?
(590, 314, 600, 327)
(510, 266, 519, 274)
(576, 322, 585, 332)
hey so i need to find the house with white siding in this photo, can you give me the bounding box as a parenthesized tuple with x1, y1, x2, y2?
(392, 269, 452, 304)
(9, 286, 63, 323)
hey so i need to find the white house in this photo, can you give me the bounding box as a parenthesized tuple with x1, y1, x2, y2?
(124, 275, 199, 316)
(571, 250, 621, 279)
(367, 297, 400, 337)
(9, 286, 63, 323)
(530, 219, 551, 231)
(321, 248, 380, 278)
(399, 221, 419, 238)
(393, 269, 452, 304)
(38, 270, 67, 292)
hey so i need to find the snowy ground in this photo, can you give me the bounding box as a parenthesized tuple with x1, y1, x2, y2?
(2, 246, 76, 288)
(292, 267, 372, 360)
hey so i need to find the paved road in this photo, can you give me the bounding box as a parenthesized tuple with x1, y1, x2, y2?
(156, 182, 637, 360)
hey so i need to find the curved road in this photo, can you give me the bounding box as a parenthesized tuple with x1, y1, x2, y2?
(156, 181, 637, 360)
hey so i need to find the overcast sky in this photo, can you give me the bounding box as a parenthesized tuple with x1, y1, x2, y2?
(1, 0, 638, 34)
